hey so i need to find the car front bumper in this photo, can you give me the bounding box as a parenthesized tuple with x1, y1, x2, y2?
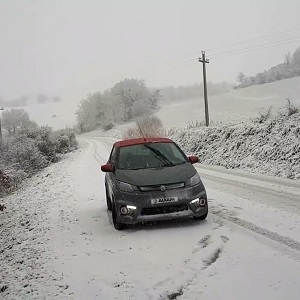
(114, 184, 208, 224)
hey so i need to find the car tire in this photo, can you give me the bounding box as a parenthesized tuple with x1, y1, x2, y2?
(193, 213, 208, 221)
(112, 203, 126, 231)
(105, 187, 112, 211)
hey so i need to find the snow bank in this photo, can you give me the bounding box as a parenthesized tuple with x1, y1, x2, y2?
(0, 151, 80, 299)
(170, 110, 300, 180)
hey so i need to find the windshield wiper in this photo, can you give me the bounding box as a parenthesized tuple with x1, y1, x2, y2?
(144, 145, 173, 167)
(171, 161, 186, 166)
(128, 167, 149, 170)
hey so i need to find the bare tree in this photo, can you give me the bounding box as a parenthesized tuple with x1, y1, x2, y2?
(36, 93, 48, 104)
(237, 72, 246, 83)
(75, 98, 97, 132)
(284, 52, 291, 66)
(111, 79, 150, 121)
(52, 96, 61, 102)
(123, 115, 165, 139)
(292, 47, 300, 66)
(75, 78, 161, 132)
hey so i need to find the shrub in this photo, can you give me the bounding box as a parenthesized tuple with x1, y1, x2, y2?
(286, 98, 299, 117)
(3, 136, 49, 175)
(56, 135, 70, 153)
(122, 115, 166, 139)
(102, 123, 114, 131)
(186, 120, 206, 129)
(0, 169, 11, 196)
(24, 126, 57, 162)
(0, 127, 78, 197)
(54, 129, 78, 152)
(254, 106, 273, 123)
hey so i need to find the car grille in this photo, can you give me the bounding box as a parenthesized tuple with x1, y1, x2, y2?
(141, 204, 189, 216)
(139, 182, 185, 192)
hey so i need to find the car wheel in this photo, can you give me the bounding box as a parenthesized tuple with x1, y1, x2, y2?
(112, 203, 126, 231)
(105, 187, 112, 211)
(193, 213, 208, 221)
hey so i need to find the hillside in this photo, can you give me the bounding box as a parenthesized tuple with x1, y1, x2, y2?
(157, 76, 300, 129)
(2, 88, 84, 131)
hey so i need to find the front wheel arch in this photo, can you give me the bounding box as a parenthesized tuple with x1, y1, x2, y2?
(111, 200, 126, 230)
(193, 212, 208, 221)
(105, 185, 112, 211)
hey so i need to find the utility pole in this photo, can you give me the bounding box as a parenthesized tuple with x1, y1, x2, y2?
(0, 107, 4, 145)
(198, 51, 209, 126)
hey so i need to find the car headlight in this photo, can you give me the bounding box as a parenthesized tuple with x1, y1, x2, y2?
(117, 181, 139, 192)
(186, 173, 201, 187)
(190, 198, 206, 207)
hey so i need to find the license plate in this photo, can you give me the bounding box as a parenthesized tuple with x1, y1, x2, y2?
(151, 197, 178, 204)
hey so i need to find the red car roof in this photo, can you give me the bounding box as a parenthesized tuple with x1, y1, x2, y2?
(114, 137, 173, 148)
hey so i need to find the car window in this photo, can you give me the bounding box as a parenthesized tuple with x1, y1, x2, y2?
(109, 146, 117, 165)
(118, 142, 188, 170)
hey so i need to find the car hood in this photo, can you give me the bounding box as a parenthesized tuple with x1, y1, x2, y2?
(115, 163, 197, 186)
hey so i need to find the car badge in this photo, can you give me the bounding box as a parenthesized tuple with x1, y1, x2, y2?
(160, 185, 166, 192)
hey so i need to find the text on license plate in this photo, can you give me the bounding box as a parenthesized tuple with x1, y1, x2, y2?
(151, 197, 178, 204)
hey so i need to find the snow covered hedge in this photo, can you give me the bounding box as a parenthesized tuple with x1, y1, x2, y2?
(0, 127, 78, 196)
(169, 108, 300, 180)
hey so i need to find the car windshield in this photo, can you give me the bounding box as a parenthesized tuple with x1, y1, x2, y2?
(118, 142, 188, 170)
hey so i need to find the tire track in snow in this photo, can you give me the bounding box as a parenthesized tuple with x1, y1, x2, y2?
(199, 164, 300, 190)
(81, 137, 115, 164)
(210, 207, 300, 252)
(81, 138, 109, 164)
(154, 231, 229, 299)
(161, 234, 229, 300)
(200, 172, 300, 214)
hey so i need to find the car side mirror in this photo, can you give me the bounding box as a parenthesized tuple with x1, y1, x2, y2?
(188, 155, 199, 164)
(101, 163, 114, 172)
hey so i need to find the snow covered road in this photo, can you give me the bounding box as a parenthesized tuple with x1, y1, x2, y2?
(1, 136, 300, 299)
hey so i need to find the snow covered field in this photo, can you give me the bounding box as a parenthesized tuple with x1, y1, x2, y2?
(1, 135, 300, 299)
(157, 77, 300, 129)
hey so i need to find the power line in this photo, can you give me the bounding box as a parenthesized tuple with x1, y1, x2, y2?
(210, 37, 300, 60)
(60, 34, 300, 93)
(97, 34, 300, 86)
(189, 27, 300, 56)
(135, 33, 300, 78)
(55, 28, 300, 93)
(210, 35, 300, 58)
(30, 27, 300, 95)
(183, 36, 300, 64)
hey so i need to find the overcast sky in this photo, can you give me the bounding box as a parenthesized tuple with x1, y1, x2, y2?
(1, 0, 300, 101)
